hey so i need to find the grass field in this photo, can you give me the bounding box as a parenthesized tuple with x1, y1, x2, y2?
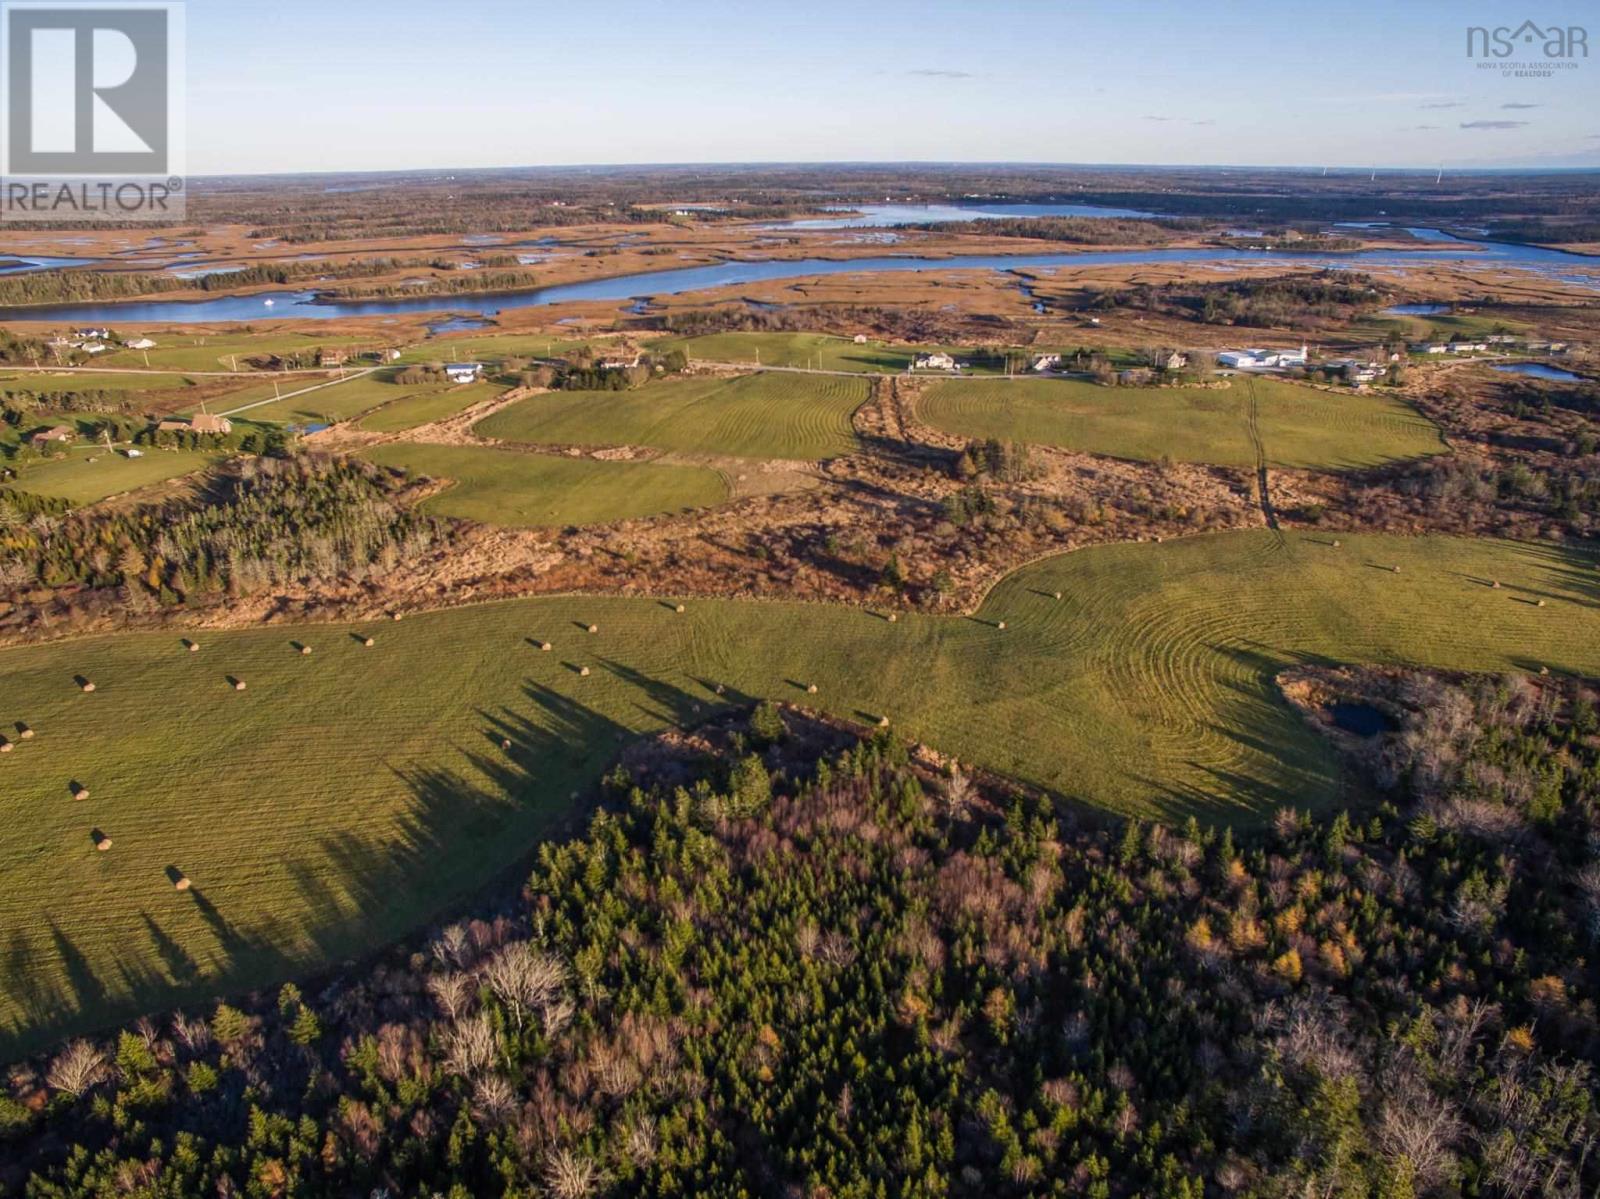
(476, 373, 867, 459)
(396, 335, 589, 365)
(364, 443, 729, 526)
(92, 333, 333, 374)
(0, 370, 199, 393)
(1, 530, 1597, 1054)
(9, 448, 223, 505)
(648, 332, 1108, 375)
(359, 382, 504, 433)
(917, 376, 1447, 469)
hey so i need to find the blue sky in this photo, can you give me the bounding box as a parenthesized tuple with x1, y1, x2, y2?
(185, 0, 1600, 174)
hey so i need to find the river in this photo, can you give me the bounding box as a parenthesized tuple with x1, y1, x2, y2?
(0, 223, 1594, 327)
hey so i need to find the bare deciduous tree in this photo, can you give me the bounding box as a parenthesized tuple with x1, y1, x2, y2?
(46, 1040, 108, 1097)
(542, 1148, 602, 1199)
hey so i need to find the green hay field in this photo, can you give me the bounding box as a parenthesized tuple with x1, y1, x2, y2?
(917, 376, 1447, 469)
(93, 333, 333, 374)
(364, 443, 729, 526)
(8, 448, 223, 505)
(0, 370, 200, 394)
(359, 382, 504, 433)
(1, 529, 1596, 1054)
(476, 373, 868, 459)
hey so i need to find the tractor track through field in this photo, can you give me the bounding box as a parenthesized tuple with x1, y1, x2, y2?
(1243, 377, 1284, 547)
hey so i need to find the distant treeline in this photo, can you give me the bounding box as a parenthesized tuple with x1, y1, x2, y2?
(917, 216, 1206, 245)
(1091, 270, 1389, 327)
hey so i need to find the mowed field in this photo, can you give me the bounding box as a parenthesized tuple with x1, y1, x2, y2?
(2, 530, 1597, 1053)
(359, 382, 503, 433)
(477, 373, 867, 459)
(364, 443, 728, 526)
(918, 376, 1448, 469)
(9, 448, 223, 505)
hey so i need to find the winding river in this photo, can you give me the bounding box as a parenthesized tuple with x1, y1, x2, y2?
(0, 224, 1594, 327)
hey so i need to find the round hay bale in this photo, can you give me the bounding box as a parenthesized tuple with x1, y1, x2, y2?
(806, 683, 818, 695)
(675, 604, 686, 614)
(997, 621, 1007, 630)
(539, 641, 553, 652)
(878, 716, 891, 728)
(1331, 540, 1341, 548)
(187, 641, 200, 653)
(579, 666, 591, 677)
(18, 725, 33, 740)
(1391, 565, 1402, 574)
(1491, 580, 1501, 589)
(72, 786, 89, 801)
(299, 645, 312, 656)
(1053, 591, 1063, 600)
(392, 612, 404, 622)
(233, 680, 247, 692)
(887, 613, 898, 624)
(715, 684, 726, 696)
(173, 875, 191, 892)
(500, 738, 512, 751)
(0, 739, 12, 754)
(80, 681, 96, 693)
(1539, 666, 1551, 676)
(95, 836, 112, 852)
(1537, 598, 1547, 608)
(587, 624, 599, 635)
(362, 637, 375, 648)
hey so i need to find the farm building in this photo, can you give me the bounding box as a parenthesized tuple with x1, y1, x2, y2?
(191, 412, 233, 435)
(914, 353, 959, 371)
(445, 362, 485, 383)
(30, 425, 74, 449)
(1218, 345, 1308, 370)
(123, 337, 157, 350)
(1031, 354, 1063, 373)
(1163, 352, 1189, 371)
(318, 350, 347, 368)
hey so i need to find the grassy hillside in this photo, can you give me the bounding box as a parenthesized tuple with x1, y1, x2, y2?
(918, 376, 1447, 469)
(364, 442, 729, 526)
(1, 530, 1596, 1053)
(476, 373, 867, 459)
(359, 382, 503, 433)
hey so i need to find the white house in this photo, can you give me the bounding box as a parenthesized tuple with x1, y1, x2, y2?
(123, 337, 157, 350)
(1219, 345, 1307, 370)
(1031, 354, 1063, 373)
(1218, 349, 1265, 369)
(80, 342, 109, 355)
(445, 362, 484, 384)
(914, 353, 958, 371)
(124, 448, 144, 459)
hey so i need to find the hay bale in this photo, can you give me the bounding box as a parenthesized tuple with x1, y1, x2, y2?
(186, 641, 200, 653)
(587, 624, 599, 634)
(500, 738, 512, 751)
(539, 641, 553, 652)
(80, 680, 96, 693)
(232, 679, 247, 692)
(1391, 565, 1402, 574)
(362, 637, 375, 648)
(392, 612, 404, 622)
(887, 613, 898, 624)
(1331, 540, 1341, 548)
(299, 645, 313, 656)
(1053, 591, 1063, 600)
(72, 786, 89, 801)
(878, 716, 891, 729)
(675, 604, 686, 614)
(579, 666, 591, 677)
(18, 724, 33, 740)
(0, 739, 12, 754)
(1491, 580, 1501, 589)
(173, 874, 191, 892)
(1539, 666, 1551, 676)
(806, 683, 818, 695)
(95, 836, 113, 852)
(997, 621, 1007, 630)
(1537, 599, 1547, 608)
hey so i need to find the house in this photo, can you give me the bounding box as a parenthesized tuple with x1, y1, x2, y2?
(191, 412, 233, 436)
(914, 353, 958, 372)
(1031, 354, 1062, 373)
(124, 448, 144, 459)
(1162, 351, 1189, 372)
(318, 350, 347, 368)
(123, 337, 157, 350)
(30, 425, 74, 449)
(80, 342, 109, 355)
(73, 327, 110, 341)
(157, 419, 188, 432)
(445, 362, 484, 384)
(853, 334, 869, 345)
(598, 354, 641, 371)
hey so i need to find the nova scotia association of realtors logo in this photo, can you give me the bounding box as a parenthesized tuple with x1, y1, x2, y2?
(0, 1, 185, 222)
(1466, 19, 1588, 77)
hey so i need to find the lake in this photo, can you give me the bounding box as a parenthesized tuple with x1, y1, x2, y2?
(768, 201, 1158, 229)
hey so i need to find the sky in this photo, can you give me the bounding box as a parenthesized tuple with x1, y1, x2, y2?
(181, 0, 1600, 175)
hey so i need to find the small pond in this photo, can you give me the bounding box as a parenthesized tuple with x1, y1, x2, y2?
(1326, 702, 1395, 738)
